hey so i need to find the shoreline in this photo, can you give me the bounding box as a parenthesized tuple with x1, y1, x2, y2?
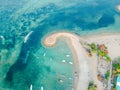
(42, 32, 89, 90)
(42, 31, 120, 90)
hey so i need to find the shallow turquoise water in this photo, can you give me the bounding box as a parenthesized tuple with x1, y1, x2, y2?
(1, 38, 74, 90)
(0, 0, 120, 90)
(33, 38, 74, 90)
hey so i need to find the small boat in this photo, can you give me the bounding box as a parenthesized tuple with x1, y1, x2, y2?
(30, 84, 32, 90)
(41, 86, 44, 90)
(69, 62, 73, 64)
(62, 60, 66, 62)
(24, 31, 33, 43)
(43, 53, 46, 57)
(66, 54, 70, 57)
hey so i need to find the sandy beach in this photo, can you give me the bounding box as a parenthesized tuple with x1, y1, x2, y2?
(84, 34, 120, 60)
(117, 5, 120, 11)
(43, 32, 120, 90)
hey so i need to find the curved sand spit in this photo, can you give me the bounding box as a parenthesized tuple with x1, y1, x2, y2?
(43, 32, 89, 90)
(43, 32, 120, 90)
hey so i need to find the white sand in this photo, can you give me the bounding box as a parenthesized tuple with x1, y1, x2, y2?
(85, 34, 120, 60)
(88, 55, 104, 90)
(117, 5, 120, 11)
(43, 32, 120, 90)
(85, 34, 120, 90)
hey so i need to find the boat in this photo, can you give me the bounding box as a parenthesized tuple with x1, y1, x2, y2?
(41, 86, 44, 90)
(24, 31, 33, 43)
(30, 84, 32, 90)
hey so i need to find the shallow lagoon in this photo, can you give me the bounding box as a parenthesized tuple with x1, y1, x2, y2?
(1, 0, 120, 90)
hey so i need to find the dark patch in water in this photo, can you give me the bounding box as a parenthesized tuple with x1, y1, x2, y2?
(5, 26, 46, 82)
(41, 4, 116, 30)
(6, 43, 30, 82)
(98, 14, 115, 27)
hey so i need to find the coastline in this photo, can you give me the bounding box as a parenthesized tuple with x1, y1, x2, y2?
(42, 32, 90, 90)
(42, 31, 120, 90)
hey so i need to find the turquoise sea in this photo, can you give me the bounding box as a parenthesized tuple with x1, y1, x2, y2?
(0, 0, 120, 90)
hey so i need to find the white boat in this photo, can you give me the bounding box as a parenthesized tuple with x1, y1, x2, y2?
(24, 31, 33, 43)
(0, 35, 5, 44)
(30, 84, 32, 90)
(62, 60, 66, 62)
(69, 62, 73, 64)
(66, 54, 70, 57)
(41, 86, 44, 90)
(43, 53, 46, 56)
